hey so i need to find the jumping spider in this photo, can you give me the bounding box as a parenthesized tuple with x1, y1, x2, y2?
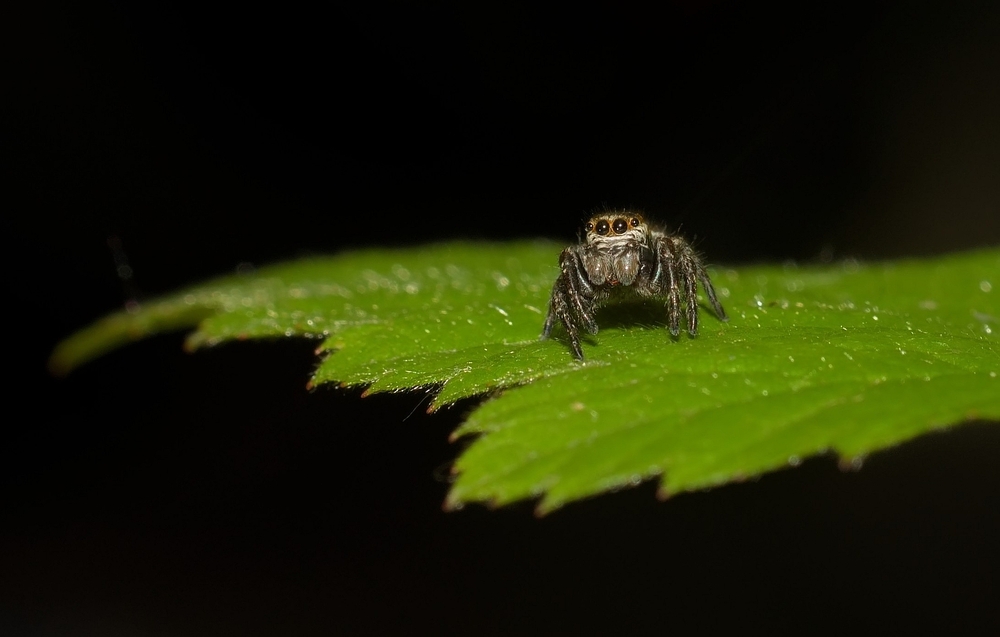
(542, 211, 728, 359)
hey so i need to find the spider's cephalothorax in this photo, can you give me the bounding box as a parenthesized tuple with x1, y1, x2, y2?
(541, 211, 728, 359)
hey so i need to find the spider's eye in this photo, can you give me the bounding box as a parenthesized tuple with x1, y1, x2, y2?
(585, 222, 594, 232)
(613, 218, 628, 234)
(595, 220, 610, 235)
(630, 217, 640, 227)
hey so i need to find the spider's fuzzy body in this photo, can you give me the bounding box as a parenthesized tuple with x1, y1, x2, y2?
(542, 211, 728, 359)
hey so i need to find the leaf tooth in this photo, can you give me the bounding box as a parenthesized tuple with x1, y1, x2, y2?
(441, 495, 464, 512)
(534, 496, 565, 517)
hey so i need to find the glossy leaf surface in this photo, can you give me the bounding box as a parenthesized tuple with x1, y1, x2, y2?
(52, 244, 1000, 513)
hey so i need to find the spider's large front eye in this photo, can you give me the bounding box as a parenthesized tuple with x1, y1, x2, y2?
(595, 220, 610, 235)
(612, 218, 628, 234)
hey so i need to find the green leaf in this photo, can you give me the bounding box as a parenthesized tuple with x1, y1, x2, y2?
(51, 243, 1000, 513)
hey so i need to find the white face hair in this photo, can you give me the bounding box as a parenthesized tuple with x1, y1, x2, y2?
(584, 213, 651, 248)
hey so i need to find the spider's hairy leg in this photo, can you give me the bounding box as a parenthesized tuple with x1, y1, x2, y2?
(697, 265, 728, 323)
(541, 247, 596, 359)
(564, 248, 599, 335)
(672, 236, 728, 334)
(541, 298, 559, 338)
(652, 236, 683, 336)
(541, 275, 587, 359)
(674, 240, 702, 335)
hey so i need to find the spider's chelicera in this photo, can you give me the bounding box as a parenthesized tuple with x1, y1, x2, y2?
(542, 211, 728, 359)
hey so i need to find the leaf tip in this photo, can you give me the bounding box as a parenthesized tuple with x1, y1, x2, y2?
(182, 331, 215, 352)
(442, 494, 465, 512)
(534, 497, 564, 517)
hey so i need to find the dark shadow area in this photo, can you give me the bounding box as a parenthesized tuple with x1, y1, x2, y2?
(589, 298, 729, 333)
(9, 1, 1000, 634)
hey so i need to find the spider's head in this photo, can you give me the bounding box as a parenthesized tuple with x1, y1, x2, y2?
(584, 212, 649, 247)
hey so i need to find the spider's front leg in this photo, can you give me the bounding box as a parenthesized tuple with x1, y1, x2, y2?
(673, 238, 728, 333)
(651, 236, 684, 337)
(542, 247, 598, 360)
(653, 235, 728, 336)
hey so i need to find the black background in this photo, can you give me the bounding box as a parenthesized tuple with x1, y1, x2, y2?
(9, 1, 1000, 634)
